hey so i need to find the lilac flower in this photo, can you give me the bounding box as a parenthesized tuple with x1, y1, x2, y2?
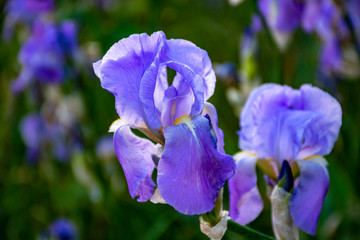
(11, 20, 78, 94)
(93, 31, 235, 215)
(3, 0, 54, 40)
(49, 218, 76, 240)
(229, 84, 342, 235)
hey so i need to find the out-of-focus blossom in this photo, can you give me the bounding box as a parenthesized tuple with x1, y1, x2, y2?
(20, 113, 45, 163)
(229, 84, 342, 235)
(240, 15, 262, 80)
(49, 218, 77, 240)
(94, 31, 235, 215)
(346, 0, 360, 48)
(11, 20, 78, 94)
(96, 135, 115, 160)
(302, 0, 346, 72)
(20, 113, 70, 163)
(3, 0, 54, 40)
(258, 0, 304, 50)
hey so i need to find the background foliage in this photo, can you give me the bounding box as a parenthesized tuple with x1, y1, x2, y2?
(0, 0, 359, 239)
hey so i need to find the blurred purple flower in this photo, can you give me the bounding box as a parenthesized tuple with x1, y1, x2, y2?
(94, 31, 235, 215)
(259, 0, 303, 33)
(3, 0, 54, 40)
(49, 218, 76, 240)
(20, 113, 70, 163)
(96, 135, 115, 159)
(229, 84, 342, 235)
(11, 20, 78, 94)
(241, 15, 262, 67)
(20, 113, 45, 164)
(346, 0, 360, 50)
(258, 0, 303, 50)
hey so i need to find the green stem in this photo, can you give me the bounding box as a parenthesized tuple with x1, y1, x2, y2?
(227, 219, 275, 240)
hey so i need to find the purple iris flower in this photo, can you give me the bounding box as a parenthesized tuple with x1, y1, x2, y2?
(229, 84, 342, 235)
(49, 218, 76, 240)
(3, 0, 54, 40)
(93, 31, 235, 215)
(11, 20, 78, 94)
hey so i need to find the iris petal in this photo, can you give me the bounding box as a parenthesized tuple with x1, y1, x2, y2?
(94, 32, 166, 128)
(298, 84, 342, 158)
(157, 115, 235, 215)
(160, 39, 216, 117)
(229, 152, 263, 225)
(289, 157, 329, 235)
(114, 126, 156, 202)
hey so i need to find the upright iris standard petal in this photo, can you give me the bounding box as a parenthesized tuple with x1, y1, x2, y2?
(94, 32, 166, 128)
(164, 39, 216, 100)
(239, 83, 278, 151)
(271, 110, 322, 162)
(160, 78, 194, 127)
(157, 115, 235, 215)
(114, 126, 156, 202)
(160, 39, 216, 117)
(289, 158, 330, 235)
(153, 65, 169, 114)
(297, 84, 342, 159)
(229, 152, 263, 225)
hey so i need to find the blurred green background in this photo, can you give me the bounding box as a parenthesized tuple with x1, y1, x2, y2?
(0, 0, 359, 239)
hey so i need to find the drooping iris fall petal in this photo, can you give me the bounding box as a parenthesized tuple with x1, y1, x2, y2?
(114, 126, 156, 202)
(229, 152, 263, 225)
(157, 115, 235, 215)
(290, 157, 330, 235)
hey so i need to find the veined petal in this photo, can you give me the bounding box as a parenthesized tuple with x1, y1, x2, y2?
(157, 115, 235, 215)
(164, 39, 216, 100)
(94, 32, 166, 128)
(153, 65, 168, 114)
(298, 84, 342, 158)
(289, 157, 329, 235)
(160, 39, 215, 117)
(239, 83, 278, 151)
(160, 77, 193, 127)
(229, 152, 263, 225)
(114, 126, 156, 202)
